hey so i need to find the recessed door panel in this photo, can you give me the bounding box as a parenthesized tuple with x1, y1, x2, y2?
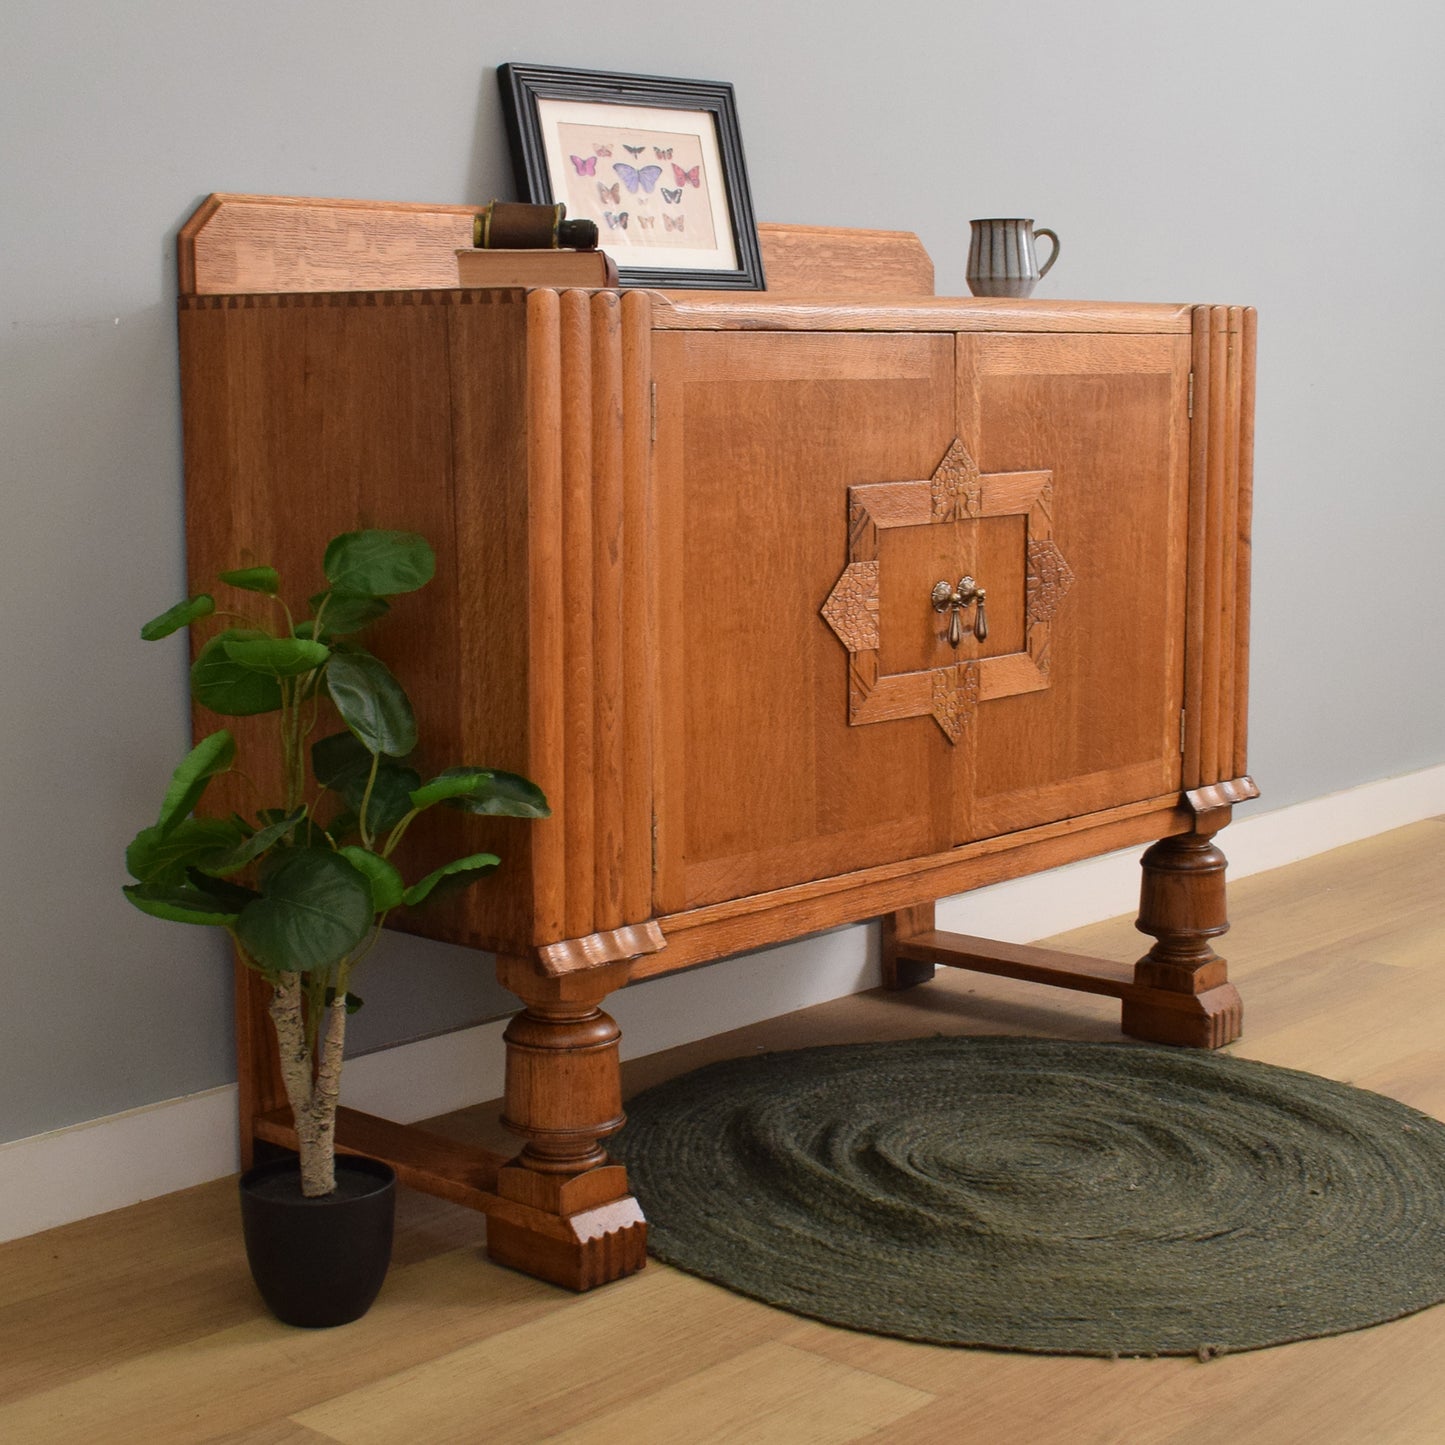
(956, 332, 1191, 838)
(653, 332, 956, 912)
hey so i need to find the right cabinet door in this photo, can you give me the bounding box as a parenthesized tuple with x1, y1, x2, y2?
(953, 331, 1192, 842)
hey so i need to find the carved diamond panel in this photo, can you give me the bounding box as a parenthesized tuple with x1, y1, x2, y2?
(1026, 539, 1076, 624)
(820, 561, 880, 653)
(931, 662, 979, 743)
(819, 437, 1072, 746)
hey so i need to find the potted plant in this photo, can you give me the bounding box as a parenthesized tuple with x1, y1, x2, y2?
(122, 529, 549, 1326)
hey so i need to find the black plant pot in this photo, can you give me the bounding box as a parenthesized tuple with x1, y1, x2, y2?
(238, 1154, 396, 1328)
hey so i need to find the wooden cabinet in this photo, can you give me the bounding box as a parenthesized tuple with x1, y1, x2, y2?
(178, 195, 1257, 1291)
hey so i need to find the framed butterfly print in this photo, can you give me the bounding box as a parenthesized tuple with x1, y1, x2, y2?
(497, 63, 765, 290)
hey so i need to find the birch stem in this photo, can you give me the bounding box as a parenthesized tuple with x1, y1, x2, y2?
(267, 972, 340, 1197)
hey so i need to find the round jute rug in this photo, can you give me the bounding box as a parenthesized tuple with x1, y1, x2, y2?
(611, 1036, 1445, 1357)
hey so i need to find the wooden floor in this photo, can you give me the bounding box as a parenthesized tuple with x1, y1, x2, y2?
(3, 818, 1443, 1444)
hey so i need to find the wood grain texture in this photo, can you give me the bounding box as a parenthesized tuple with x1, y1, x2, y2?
(179, 194, 932, 301)
(651, 296, 1196, 333)
(640, 795, 1193, 977)
(955, 331, 1191, 843)
(1183, 304, 1256, 791)
(619, 291, 656, 927)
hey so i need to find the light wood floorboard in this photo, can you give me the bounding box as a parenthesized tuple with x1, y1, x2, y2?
(2, 818, 1442, 1443)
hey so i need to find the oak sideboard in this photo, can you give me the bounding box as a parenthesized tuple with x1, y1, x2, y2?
(177, 194, 1257, 1289)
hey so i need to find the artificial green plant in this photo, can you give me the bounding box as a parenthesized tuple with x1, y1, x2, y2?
(123, 530, 549, 1196)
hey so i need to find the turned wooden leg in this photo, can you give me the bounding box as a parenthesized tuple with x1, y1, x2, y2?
(488, 956, 647, 1290)
(882, 902, 937, 989)
(1121, 831, 1243, 1049)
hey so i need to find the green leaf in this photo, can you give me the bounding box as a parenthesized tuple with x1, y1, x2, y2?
(155, 730, 236, 835)
(322, 530, 435, 597)
(234, 849, 375, 974)
(123, 881, 240, 928)
(326, 649, 416, 757)
(312, 731, 419, 834)
(338, 847, 405, 912)
(186, 869, 260, 911)
(191, 631, 284, 716)
(312, 729, 375, 788)
(200, 807, 307, 876)
(409, 767, 494, 811)
(402, 852, 501, 907)
(323, 808, 360, 845)
(126, 817, 243, 885)
(219, 566, 280, 595)
(443, 769, 551, 819)
(140, 594, 214, 641)
(310, 590, 390, 637)
(221, 635, 331, 677)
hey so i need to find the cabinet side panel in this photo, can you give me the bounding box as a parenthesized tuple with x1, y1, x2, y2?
(177, 291, 539, 951)
(436, 292, 540, 951)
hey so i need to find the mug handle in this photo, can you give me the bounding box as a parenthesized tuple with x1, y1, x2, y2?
(1034, 228, 1060, 278)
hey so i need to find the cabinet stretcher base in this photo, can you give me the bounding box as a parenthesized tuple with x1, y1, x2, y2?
(884, 928, 1243, 1050)
(252, 1105, 647, 1292)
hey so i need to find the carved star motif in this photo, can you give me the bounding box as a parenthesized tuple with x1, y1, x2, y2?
(930, 439, 983, 522)
(1026, 539, 1076, 623)
(820, 560, 880, 653)
(931, 662, 979, 745)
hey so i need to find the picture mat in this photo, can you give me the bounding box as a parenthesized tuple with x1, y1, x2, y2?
(537, 97, 738, 271)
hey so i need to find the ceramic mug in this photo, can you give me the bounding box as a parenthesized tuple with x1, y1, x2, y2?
(966, 218, 1060, 298)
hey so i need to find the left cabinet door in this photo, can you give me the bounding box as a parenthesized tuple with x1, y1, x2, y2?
(652, 329, 959, 913)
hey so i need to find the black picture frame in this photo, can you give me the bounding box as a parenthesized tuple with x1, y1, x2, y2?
(497, 63, 765, 291)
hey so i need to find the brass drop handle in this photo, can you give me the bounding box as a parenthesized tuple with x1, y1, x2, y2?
(932, 576, 988, 649)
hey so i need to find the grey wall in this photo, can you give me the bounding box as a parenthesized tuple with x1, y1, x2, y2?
(3, 0, 1442, 1144)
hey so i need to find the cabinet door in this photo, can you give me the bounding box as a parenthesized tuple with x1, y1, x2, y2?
(956, 333, 1191, 840)
(653, 331, 958, 912)
(652, 327, 1191, 915)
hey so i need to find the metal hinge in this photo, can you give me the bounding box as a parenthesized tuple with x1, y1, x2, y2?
(1180, 710, 1188, 754)
(650, 382, 658, 445)
(651, 811, 659, 874)
(1187, 372, 1195, 419)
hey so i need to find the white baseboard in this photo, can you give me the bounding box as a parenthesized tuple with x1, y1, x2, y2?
(5, 762, 1442, 1244)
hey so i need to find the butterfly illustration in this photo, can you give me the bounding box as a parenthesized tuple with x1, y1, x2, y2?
(639, 215, 657, 228)
(613, 162, 662, 194)
(570, 154, 598, 176)
(603, 211, 630, 230)
(661, 187, 683, 205)
(623, 143, 646, 156)
(664, 213, 685, 232)
(598, 181, 621, 205)
(653, 146, 673, 160)
(672, 163, 701, 187)
(594, 144, 613, 157)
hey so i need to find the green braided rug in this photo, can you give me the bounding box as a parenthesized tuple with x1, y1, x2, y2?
(610, 1036, 1445, 1357)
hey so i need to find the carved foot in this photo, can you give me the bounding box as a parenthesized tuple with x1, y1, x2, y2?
(488, 1162, 647, 1290)
(1122, 982, 1242, 1049)
(491, 956, 647, 1290)
(1127, 831, 1241, 1049)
